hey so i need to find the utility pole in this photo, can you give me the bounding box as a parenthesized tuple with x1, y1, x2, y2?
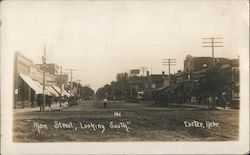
(78, 80, 81, 97)
(42, 45, 47, 111)
(139, 67, 148, 77)
(139, 67, 148, 90)
(150, 64, 152, 75)
(202, 37, 223, 66)
(60, 66, 62, 107)
(65, 69, 77, 101)
(121, 73, 124, 99)
(202, 37, 223, 108)
(162, 58, 176, 86)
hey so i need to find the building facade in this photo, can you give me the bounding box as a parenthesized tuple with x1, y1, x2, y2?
(154, 55, 240, 108)
(13, 52, 69, 109)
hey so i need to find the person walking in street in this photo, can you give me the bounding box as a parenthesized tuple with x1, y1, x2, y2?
(103, 98, 108, 108)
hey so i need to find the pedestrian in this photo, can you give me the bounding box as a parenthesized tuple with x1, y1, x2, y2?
(69, 96, 73, 106)
(103, 98, 108, 108)
(208, 97, 212, 109)
(37, 94, 44, 111)
(215, 96, 218, 106)
(48, 96, 52, 107)
(46, 95, 51, 107)
(221, 92, 226, 109)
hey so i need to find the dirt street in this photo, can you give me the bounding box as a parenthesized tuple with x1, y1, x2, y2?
(13, 100, 239, 142)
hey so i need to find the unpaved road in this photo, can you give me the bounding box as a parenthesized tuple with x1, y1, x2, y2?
(13, 100, 239, 142)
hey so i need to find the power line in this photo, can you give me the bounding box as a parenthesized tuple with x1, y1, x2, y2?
(139, 67, 148, 77)
(202, 37, 224, 66)
(162, 58, 176, 75)
(139, 67, 148, 90)
(162, 58, 176, 86)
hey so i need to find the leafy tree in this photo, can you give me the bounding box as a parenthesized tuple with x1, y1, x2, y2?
(199, 67, 229, 108)
(80, 86, 95, 98)
(96, 84, 111, 99)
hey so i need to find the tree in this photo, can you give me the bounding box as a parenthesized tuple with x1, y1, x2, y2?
(80, 86, 94, 99)
(96, 84, 111, 99)
(68, 82, 94, 98)
(199, 67, 229, 108)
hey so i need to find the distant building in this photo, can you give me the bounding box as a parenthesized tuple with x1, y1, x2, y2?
(145, 71, 165, 89)
(128, 75, 143, 91)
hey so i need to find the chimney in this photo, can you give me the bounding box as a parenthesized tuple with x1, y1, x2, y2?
(147, 71, 149, 77)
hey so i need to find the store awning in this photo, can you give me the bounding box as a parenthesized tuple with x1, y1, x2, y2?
(52, 85, 72, 97)
(33, 81, 52, 96)
(47, 86, 59, 97)
(52, 85, 63, 95)
(63, 90, 71, 97)
(19, 73, 43, 94)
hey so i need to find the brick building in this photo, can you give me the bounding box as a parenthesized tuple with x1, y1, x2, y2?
(154, 55, 240, 107)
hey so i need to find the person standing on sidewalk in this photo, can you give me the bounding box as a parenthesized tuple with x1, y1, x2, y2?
(208, 96, 213, 109)
(221, 92, 226, 109)
(37, 94, 43, 111)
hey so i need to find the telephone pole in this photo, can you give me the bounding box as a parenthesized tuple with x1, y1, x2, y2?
(42, 45, 47, 111)
(60, 66, 62, 107)
(139, 67, 148, 89)
(139, 67, 148, 77)
(78, 80, 81, 97)
(65, 69, 77, 98)
(202, 37, 224, 66)
(162, 58, 176, 86)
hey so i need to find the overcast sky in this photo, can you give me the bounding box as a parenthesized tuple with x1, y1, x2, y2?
(1, 0, 249, 91)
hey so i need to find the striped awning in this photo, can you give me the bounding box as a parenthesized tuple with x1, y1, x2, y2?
(33, 81, 52, 96)
(52, 85, 72, 97)
(19, 73, 43, 94)
(47, 86, 59, 97)
(63, 90, 71, 97)
(52, 85, 63, 96)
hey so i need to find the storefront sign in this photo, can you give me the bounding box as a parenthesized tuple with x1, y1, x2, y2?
(15, 89, 18, 94)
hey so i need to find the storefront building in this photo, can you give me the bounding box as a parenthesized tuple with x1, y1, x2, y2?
(13, 52, 69, 109)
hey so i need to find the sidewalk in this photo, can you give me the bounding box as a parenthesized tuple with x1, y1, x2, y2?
(172, 103, 234, 110)
(140, 101, 235, 110)
(13, 102, 69, 112)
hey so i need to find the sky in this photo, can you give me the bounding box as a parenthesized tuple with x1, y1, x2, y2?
(1, 0, 249, 91)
